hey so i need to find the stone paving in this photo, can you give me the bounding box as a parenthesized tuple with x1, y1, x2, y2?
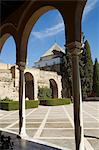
(0, 102, 99, 150)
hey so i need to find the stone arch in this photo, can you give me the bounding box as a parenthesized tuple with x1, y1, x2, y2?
(24, 72, 34, 100)
(0, 23, 17, 52)
(19, 5, 66, 63)
(49, 79, 58, 98)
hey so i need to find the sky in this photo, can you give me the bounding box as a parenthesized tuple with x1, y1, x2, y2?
(0, 0, 99, 66)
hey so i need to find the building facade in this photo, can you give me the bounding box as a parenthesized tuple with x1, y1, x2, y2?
(34, 43, 71, 97)
(35, 43, 65, 75)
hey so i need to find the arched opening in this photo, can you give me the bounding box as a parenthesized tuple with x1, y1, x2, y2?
(26, 8, 66, 98)
(20, 5, 68, 145)
(25, 72, 34, 100)
(0, 33, 10, 51)
(0, 35, 17, 101)
(0, 23, 17, 51)
(49, 79, 58, 98)
(19, 4, 66, 64)
(0, 35, 16, 64)
(26, 8, 65, 67)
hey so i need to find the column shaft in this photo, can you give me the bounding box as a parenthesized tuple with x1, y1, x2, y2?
(34, 80, 38, 100)
(58, 77, 62, 98)
(68, 41, 84, 150)
(19, 63, 26, 137)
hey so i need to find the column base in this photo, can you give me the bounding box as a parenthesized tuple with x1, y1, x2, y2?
(17, 132, 28, 139)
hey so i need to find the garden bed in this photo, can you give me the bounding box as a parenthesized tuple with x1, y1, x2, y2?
(0, 100, 39, 111)
(39, 98, 71, 106)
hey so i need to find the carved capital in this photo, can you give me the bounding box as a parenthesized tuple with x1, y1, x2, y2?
(18, 61, 26, 71)
(67, 41, 82, 56)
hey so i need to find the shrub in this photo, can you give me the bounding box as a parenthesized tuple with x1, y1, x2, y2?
(1, 97, 13, 101)
(39, 98, 71, 106)
(0, 100, 39, 111)
(38, 86, 52, 100)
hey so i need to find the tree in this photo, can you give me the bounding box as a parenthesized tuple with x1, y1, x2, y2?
(61, 49, 72, 98)
(82, 40, 93, 98)
(93, 58, 99, 96)
(79, 50, 86, 98)
(57, 35, 93, 99)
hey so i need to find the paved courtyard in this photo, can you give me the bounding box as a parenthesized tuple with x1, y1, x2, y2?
(0, 102, 99, 150)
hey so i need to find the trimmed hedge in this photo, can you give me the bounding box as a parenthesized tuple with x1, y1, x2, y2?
(39, 98, 71, 106)
(0, 100, 39, 111)
(25, 100, 39, 109)
(0, 101, 18, 110)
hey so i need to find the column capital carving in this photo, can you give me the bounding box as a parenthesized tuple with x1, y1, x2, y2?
(67, 41, 82, 56)
(18, 61, 26, 71)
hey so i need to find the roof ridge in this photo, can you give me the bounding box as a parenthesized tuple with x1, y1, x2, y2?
(41, 43, 64, 57)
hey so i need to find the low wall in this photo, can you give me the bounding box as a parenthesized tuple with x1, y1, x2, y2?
(0, 63, 14, 70)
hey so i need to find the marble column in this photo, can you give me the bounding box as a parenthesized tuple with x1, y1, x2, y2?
(34, 79, 38, 100)
(58, 76, 62, 98)
(18, 62, 27, 138)
(67, 41, 84, 150)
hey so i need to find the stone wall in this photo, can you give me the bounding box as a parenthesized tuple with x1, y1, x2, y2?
(0, 63, 13, 70)
(24, 67, 62, 99)
(0, 63, 62, 100)
(0, 68, 19, 100)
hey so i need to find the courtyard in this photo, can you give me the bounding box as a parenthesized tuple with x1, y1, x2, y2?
(0, 101, 99, 150)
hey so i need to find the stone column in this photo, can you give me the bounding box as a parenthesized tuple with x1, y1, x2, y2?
(58, 76, 62, 98)
(18, 62, 27, 138)
(34, 79, 38, 100)
(67, 41, 84, 150)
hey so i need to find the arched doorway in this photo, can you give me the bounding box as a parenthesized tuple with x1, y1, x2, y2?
(49, 79, 58, 98)
(24, 72, 34, 100)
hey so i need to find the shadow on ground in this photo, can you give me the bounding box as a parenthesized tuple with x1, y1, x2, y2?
(0, 130, 65, 150)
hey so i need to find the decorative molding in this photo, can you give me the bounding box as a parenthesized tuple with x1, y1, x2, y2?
(67, 41, 82, 56)
(18, 61, 26, 71)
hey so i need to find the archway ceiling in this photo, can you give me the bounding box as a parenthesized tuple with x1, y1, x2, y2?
(0, 0, 85, 27)
(0, 1, 25, 23)
(0, 0, 86, 63)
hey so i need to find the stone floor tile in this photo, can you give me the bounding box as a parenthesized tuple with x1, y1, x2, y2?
(42, 139, 75, 150)
(0, 123, 11, 128)
(44, 123, 73, 128)
(40, 129, 74, 137)
(87, 138, 99, 150)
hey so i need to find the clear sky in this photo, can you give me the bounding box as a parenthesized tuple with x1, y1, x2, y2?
(0, 0, 99, 66)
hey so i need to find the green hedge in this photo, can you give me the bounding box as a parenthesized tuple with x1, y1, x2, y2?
(0, 100, 39, 111)
(39, 98, 71, 106)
